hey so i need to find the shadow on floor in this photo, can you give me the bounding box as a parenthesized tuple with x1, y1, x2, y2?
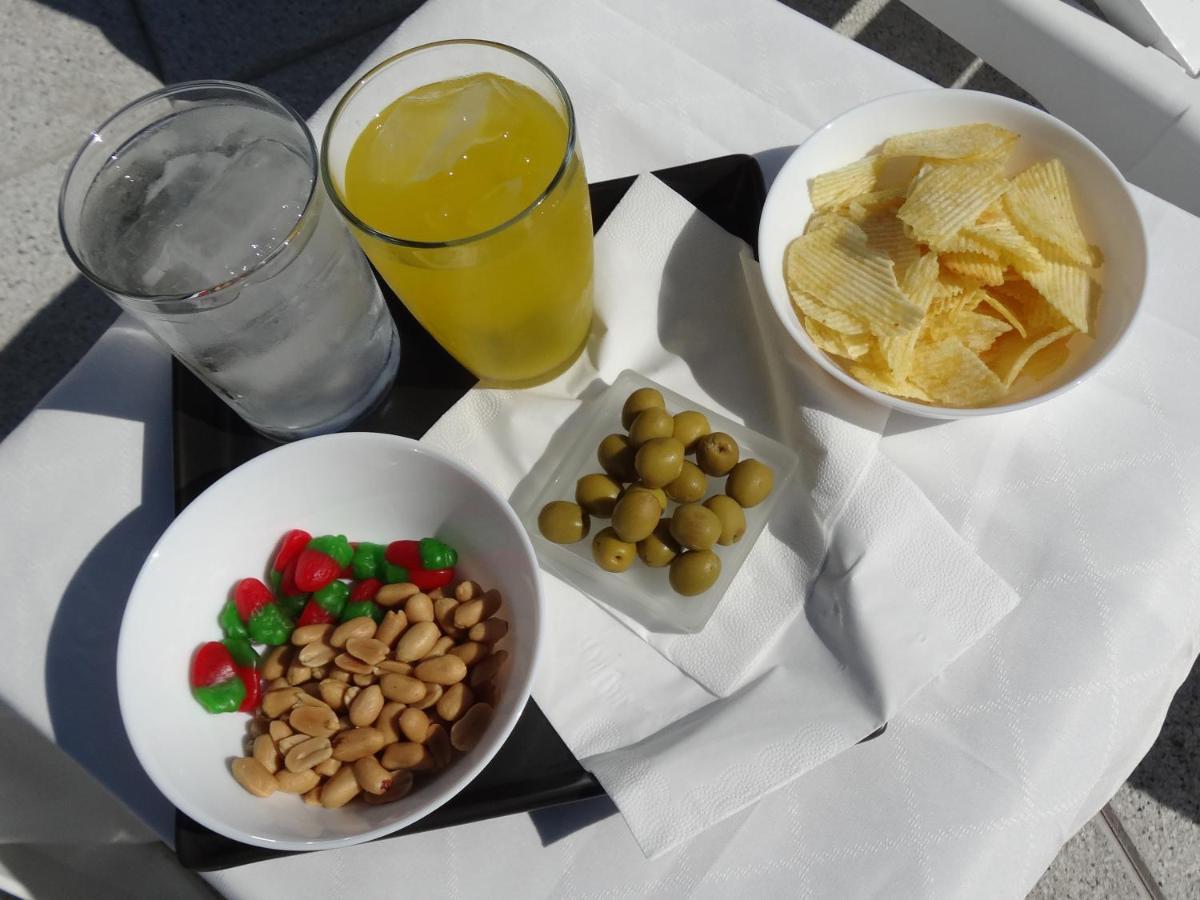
(0, 276, 119, 442)
(1127, 656, 1200, 825)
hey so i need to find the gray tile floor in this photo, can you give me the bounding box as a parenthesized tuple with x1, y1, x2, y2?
(0, 0, 1196, 896)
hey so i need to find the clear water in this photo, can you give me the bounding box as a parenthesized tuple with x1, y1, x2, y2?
(78, 104, 398, 439)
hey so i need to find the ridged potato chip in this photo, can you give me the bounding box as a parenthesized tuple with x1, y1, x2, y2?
(910, 338, 1006, 406)
(809, 155, 883, 210)
(1003, 159, 1090, 266)
(983, 326, 1075, 388)
(785, 123, 1102, 407)
(881, 123, 1018, 160)
(899, 161, 1009, 246)
(785, 219, 922, 336)
(1018, 260, 1097, 333)
(941, 252, 1007, 286)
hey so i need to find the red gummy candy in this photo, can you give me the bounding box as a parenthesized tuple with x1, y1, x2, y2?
(272, 529, 312, 574)
(294, 549, 340, 592)
(236, 665, 261, 712)
(191, 641, 237, 689)
(234, 578, 274, 622)
(385, 540, 421, 569)
(410, 567, 454, 592)
(279, 557, 306, 597)
(349, 579, 382, 602)
(297, 599, 335, 627)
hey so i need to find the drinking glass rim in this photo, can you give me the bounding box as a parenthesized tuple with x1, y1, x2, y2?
(58, 79, 319, 304)
(320, 39, 579, 250)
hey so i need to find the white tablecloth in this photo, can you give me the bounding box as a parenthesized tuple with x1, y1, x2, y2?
(5, 0, 1199, 897)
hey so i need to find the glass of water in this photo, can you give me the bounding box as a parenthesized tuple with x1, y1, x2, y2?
(59, 81, 400, 441)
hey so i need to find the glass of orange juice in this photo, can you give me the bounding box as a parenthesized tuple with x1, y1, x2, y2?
(321, 40, 594, 385)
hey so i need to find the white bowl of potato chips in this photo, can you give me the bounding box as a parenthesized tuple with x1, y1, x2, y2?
(758, 89, 1147, 418)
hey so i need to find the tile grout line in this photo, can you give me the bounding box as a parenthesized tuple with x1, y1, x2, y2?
(1098, 803, 1168, 900)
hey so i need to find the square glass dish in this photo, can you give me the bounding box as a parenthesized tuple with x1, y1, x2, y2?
(516, 370, 799, 633)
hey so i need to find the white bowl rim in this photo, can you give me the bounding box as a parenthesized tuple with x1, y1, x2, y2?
(116, 430, 545, 851)
(757, 87, 1150, 419)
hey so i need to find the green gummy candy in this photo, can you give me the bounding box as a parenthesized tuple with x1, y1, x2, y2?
(278, 592, 307, 620)
(419, 538, 458, 570)
(268, 569, 282, 594)
(382, 562, 409, 584)
(351, 542, 385, 580)
(192, 679, 245, 714)
(340, 600, 383, 624)
(314, 580, 349, 617)
(222, 637, 259, 668)
(247, 604, 293, 646)
(307, 534, 353, 569)
(218, 600, 248, 640)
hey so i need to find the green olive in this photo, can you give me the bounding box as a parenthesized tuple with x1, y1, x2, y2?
(634, 437, 685, 488)
(637, 519, 680, 568)
(538, 501, 590, 544)
(628, 407, 675, 448)
(622, 482, 668, 511)
(669, 550, 721, 596)
(669, 503, 722, 551)
(726, 459, 774, 508)
(611, 490, 661, 543)
(704, 494, 746, 545)
(621, 388, 666, 429)
(575, 473, 622, 518)
(672, 410, 711, 454)
(592, 526, 636, 573)
(665, 460, 707, 503)
(597, 433, 637, 482)
(695, 432, 740, 477)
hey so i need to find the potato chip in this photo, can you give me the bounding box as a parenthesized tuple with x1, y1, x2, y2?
(791, 289, 868, 335)
(785, 220, 923, 336)
(844, 363, 932, 402)
(804, 210, 844, 234)
(984, 326, 1075, 388)
(977, 291, 1027, 338)
(941, 252, 1006, 286)
(881, 123, 1018, 161)
(951, 311, 1012, 352)
(961, 214, 1045, 271)
(859, 212, 921, 281)
(848, 187, 907, 220)
(878, 252, 940, 378)
(910, 337, 1006, 405)
(1003, 159, 1090, 266)
(809, 155, 883, 210)
(1019, 261, 1097, 333)
(937, 231, 1001, 258)
(804, 317, 872, 360)
(899, 161, 1009, 246)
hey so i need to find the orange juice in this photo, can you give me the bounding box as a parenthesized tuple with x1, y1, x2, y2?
(343, 72, 594, 383)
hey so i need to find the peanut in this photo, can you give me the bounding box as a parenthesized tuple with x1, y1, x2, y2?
(393, 621, 439, 662)
(320, 765, 361, 809)
(284, 736, 332, 773)
(468, 619, 509, 644)
(398, 707, 430, 744)
(275, 768, 320, 794)
(450, 703, 494, 752)
(348, 684, 384, 727)
(411, 682, 443, 711)
(380, 741, 431, 770)
(414, 655, 467, 686)
(352, 756, 395, 795)
(252, 734, 281, 774)
(330, 616, 376, 649)
(437, 683, 475, 723)
(231, 757, 278, 797)
(291, 624, 333, 647)
(298, 641, 335, 668)
(261, 646, 291, 681)
(380, 673, 426, 703)
(289, 703, 338, 738)
(448, 642, 489, 666)
(376, 582, 419, 608)
(331, 727, 385, 762)
(346, 637, 389, 666)
(404, 592, 434, 623)
(363, 769, 414, 804)
(375, 610, 407, 647)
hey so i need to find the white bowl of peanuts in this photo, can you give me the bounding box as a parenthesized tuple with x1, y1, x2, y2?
(117, 432, 543, 851)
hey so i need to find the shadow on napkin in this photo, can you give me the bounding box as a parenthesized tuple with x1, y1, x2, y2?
(40, 324, 176, 839)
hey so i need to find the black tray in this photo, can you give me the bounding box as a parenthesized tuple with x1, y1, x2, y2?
(172, 154, 768, 871)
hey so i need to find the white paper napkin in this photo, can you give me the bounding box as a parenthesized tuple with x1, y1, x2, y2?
(421, 175, 1020, 856)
